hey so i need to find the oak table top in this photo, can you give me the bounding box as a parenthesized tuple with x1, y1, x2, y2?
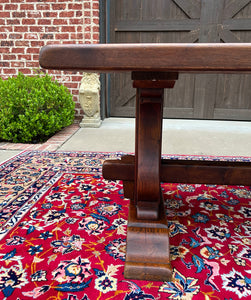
(40, 43, 251, 73)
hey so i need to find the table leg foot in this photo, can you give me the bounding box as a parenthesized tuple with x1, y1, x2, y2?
(124, 261, 172, 282)
(124, 199, 172, 281)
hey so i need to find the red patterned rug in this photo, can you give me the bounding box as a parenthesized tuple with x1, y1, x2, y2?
(0, 151, 250, 300)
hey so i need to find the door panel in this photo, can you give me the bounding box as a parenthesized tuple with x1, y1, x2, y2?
(108, 0, 251, 120)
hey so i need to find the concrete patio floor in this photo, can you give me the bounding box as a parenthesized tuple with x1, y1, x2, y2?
(0, 118, 251, 164)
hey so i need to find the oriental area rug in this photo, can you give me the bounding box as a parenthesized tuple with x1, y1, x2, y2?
(0, 151, 250, 300)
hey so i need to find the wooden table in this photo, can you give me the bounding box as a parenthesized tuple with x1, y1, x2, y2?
(40, 43, 251, 281)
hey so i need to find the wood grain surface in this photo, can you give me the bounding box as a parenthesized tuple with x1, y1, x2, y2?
(40, 43, 251, 73)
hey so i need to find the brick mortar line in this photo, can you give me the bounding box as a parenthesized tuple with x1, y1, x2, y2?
(1, 0, 100, 120)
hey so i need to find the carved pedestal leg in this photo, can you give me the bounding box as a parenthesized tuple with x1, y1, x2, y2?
(103, 72, 178, 281)
(134, 88, 163, 220)
(124, 74, 177, 281)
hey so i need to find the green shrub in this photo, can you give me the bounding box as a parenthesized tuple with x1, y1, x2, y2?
(0, 73, 75, 143)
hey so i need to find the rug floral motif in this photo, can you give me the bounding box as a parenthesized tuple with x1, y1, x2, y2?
(0, 151, 250, 300)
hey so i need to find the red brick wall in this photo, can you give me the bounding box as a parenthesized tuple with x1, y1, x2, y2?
(0, 0, 100, 120)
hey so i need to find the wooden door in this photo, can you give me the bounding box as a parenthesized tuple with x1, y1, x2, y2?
(107, 0, 251, 120)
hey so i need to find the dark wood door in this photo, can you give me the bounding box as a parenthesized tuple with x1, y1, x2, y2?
(107, 0, 251, 120)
